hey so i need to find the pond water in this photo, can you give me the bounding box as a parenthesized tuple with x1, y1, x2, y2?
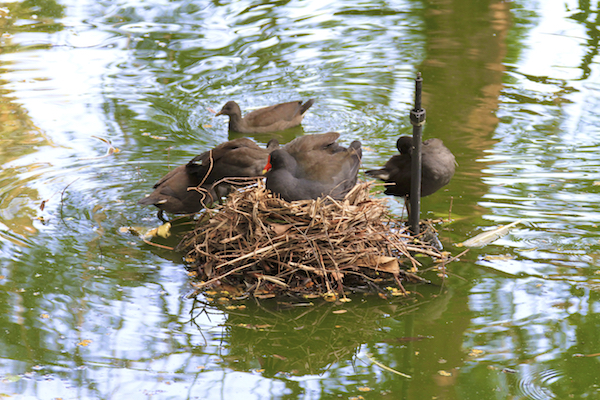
(1, 0, 600, 399)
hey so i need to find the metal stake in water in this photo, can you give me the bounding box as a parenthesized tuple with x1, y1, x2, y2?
(409, 73, 426, 236)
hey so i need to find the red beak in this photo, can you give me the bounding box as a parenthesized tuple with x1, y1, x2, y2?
(262, 155, 272, 174)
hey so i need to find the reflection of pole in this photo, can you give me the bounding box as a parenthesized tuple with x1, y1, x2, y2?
(401, 311, 415, 397)
(409, 73, 425, 236)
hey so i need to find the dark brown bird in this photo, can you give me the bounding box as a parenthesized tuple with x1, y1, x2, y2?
(365, 136, 455, 198)
(264, 133, 362, 202)
(215, 99, 315, 134)
(138, 138, 279, 218)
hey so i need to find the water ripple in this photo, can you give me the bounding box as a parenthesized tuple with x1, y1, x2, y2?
(517, 367, 565, 400)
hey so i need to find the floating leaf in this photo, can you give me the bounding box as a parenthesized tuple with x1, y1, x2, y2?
(143, 222, 172, 239)
(323, 292, 338, 302)
(482, 254, 515, 261)
(458, 220, 523, 248)
(469, 349, 484, 357)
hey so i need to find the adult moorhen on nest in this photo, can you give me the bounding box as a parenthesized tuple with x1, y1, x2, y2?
(263, 132, 362, 202)
(365, 136, 455, 198)
(138, 138, 279, 218)
(215, 99, 315, 134)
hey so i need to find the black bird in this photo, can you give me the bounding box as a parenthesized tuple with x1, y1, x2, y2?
(264, 133, 362, 202)
(139, 138, 279, 218)
(366, 136, 455, 198)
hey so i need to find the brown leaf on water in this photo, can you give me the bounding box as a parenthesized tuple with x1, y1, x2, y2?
(358, 255, 399, 274)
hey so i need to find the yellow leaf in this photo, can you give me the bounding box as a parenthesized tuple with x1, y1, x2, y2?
(469, 349, 484, 357)
(323, 292, 338, 302)
(482, 254, 515, 261)
(155, 222, 172, 238)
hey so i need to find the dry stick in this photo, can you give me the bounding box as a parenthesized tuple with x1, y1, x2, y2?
(405, 245, 444, 259)
(59, 177, 80, 228)
(320, 209, 345, 294)
(142, 238, 175, 250)
(187, 149, 215, 205)
(214, 241, 286, 269)
(393, 273, 408, 294)
(448, 196, 453, 222)
(194, 261, 261, 290)
(366, 353, 411, 379)
(315, 245, 334, 294)
(436, 248, 470, 290)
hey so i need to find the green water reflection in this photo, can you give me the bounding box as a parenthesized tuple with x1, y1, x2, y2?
(2, 0, 600, 399)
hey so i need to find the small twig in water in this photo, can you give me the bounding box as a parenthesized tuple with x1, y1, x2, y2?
(366, 353, 411, 379)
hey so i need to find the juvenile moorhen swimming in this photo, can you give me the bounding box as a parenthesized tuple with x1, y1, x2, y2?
(215, 99, 315, 134)
(365, 136, 455, 198)
(138, 138, 279, 218)
(264, 134, 362, 202)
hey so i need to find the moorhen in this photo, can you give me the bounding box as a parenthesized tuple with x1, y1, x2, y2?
(264, 134, 362, 202)
(215, 99, 315, 134)
(365, 136, 455, 198)
(138, 138, 279, 217)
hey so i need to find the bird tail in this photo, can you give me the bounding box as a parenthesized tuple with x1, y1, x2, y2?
(365, 169, 390, 181)
(300, 99, 315, 114)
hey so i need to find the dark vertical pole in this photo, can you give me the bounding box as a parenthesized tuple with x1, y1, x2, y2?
(409, 73, 426, 236)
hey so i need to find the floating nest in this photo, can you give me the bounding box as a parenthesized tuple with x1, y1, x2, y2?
(177, 180, 452, 298)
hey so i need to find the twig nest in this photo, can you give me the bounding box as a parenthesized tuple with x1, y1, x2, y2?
(177, 180, 447, 298)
